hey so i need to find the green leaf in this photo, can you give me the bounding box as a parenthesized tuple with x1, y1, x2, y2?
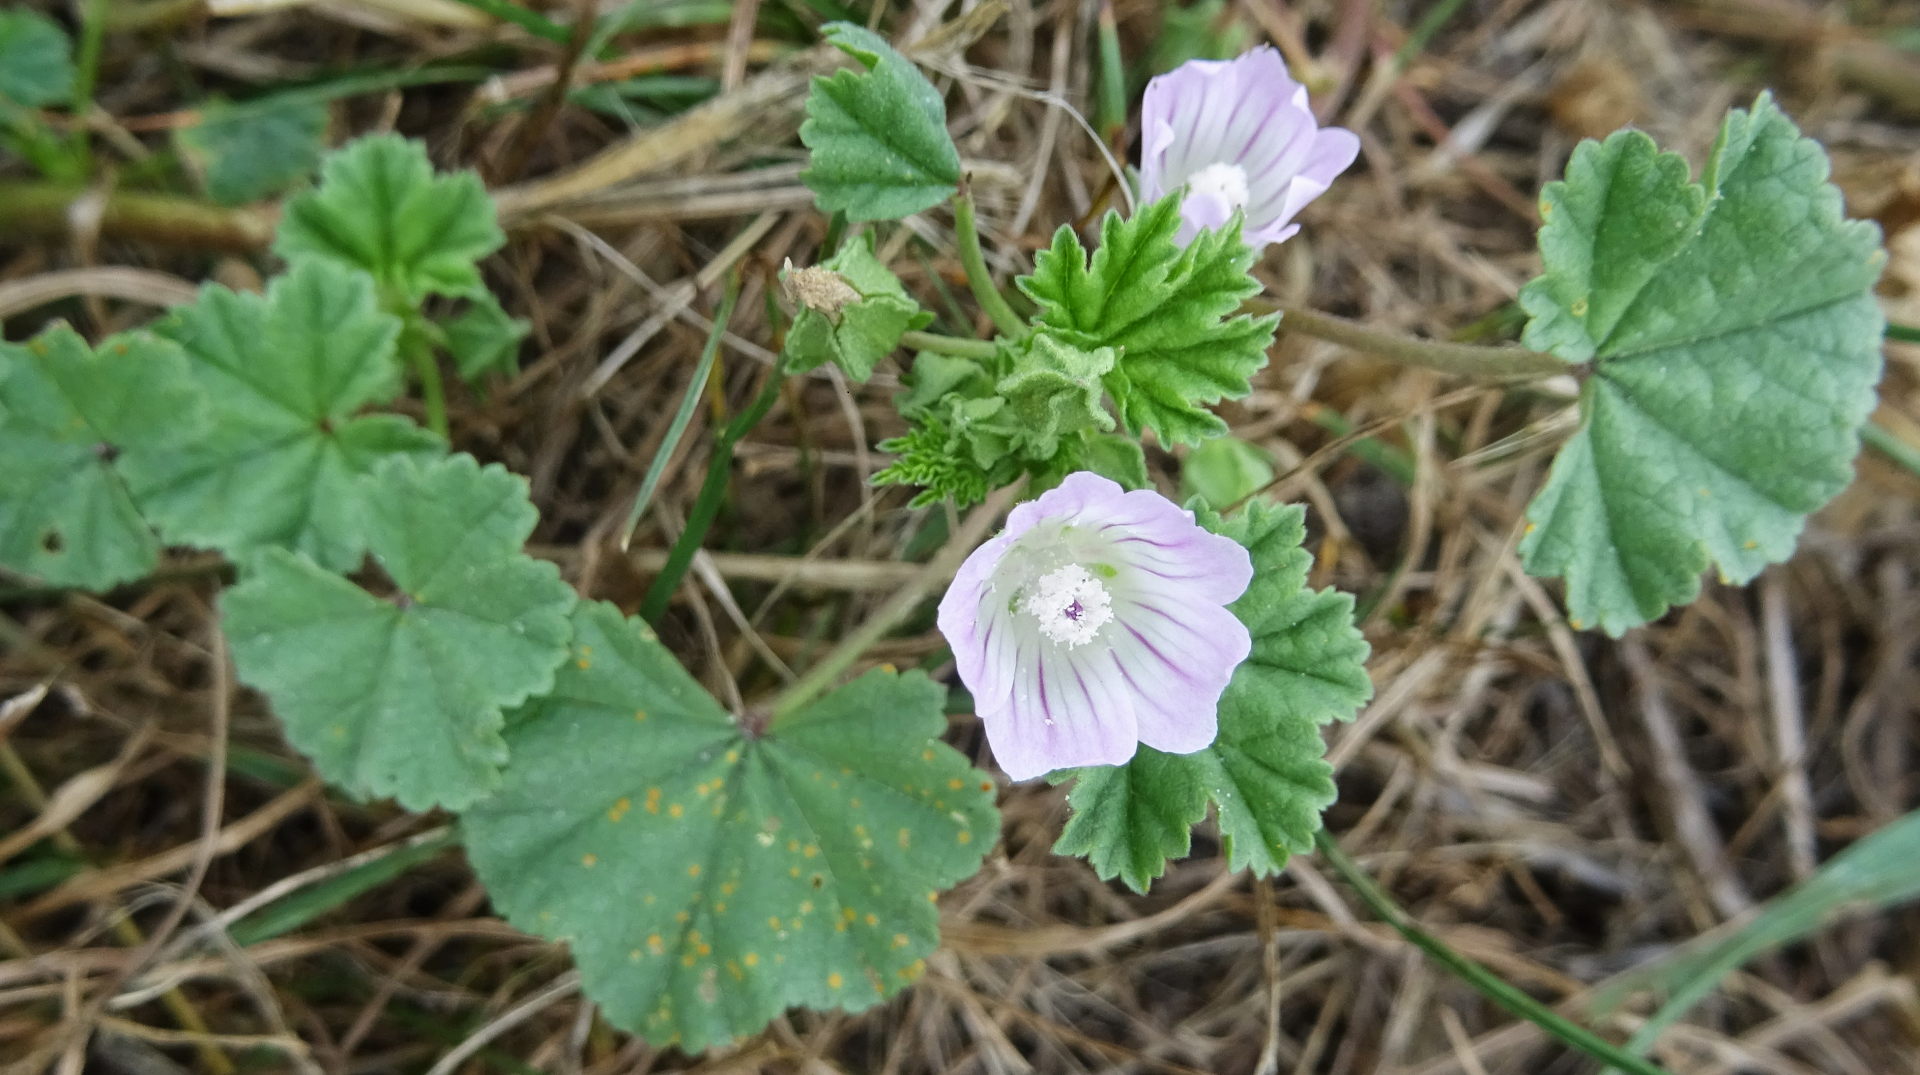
(799, 22, 962, 222)
(0, 326, 201, 589)
(442, 292, 530, 382)
(873, 413, 999, 509)
(0, 10, 74, 108)
(1077, 433, 1149, 490)
(783, 236, 931, 381)
(123, 260, 444, 571)
(1518, 93, 1886, 634)
(897, 352, 994, 419)
(221, 453, 576, 811)
(463, 601, 998, 1051)
(1052, 501, 1371, 892)
(994, 333, 1116, 460)
(177, 97, 328, 206)
(1020, 194, 1276, 447)
(1181, 436, 1274, 510)
(274, 133, 505, 304)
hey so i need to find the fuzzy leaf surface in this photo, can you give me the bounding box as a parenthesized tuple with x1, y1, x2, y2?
(1053, 502, 1371, 891)
(177, 97, 328, 206)
(0, 10, 72, 107)
(464, 601, 998, 1051)
(274, 133, 504, 303)
(784, 237, 931, 381)
(123, 261, 443, 570)
(221, 454, 575, 811)
(800, 22, 962, 222)
(0, 327, 200, 589)
(1020, 195, 1275, 446)
(1518, 93, 1886, 634)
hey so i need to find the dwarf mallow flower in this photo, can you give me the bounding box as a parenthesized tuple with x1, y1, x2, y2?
(1140, 46, 1361, 249)
(936, 472, 1253, 781)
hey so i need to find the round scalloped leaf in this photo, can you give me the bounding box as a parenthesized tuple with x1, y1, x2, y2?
(274, 133, 505, 303)
(463, 600, 998, 1052)
(1053, 501, 1371, 892)
(220, 454, 575, 811)
(0, 9, 73, 107)
(799, 22, 962, 222)
(1517, 93, 1886, 634)
(122, 260, 443, 571)
(0, 326, 201, 589)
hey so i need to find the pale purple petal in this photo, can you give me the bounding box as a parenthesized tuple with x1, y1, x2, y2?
(1138, 46, 1357, 252)
(936, 470, 1257, 781)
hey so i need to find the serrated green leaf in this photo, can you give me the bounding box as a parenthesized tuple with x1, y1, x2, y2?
(0, 326, 200, 589)
(274, 133, 504, 304)
(1020, 194, 1276, 447)
(221, 453, 576, 811)
(1052, 501, 1371, 891)
(995, 333, 1116, 459)
(177, 97, 328, 206)
(463, 601, 998, 1051)
(799, 22, 962, 222)
(123, 260, 444, 571)
(442, 292, 530, 382)
(784, 237, 931, 381)
(0, 10, 73, 107)
(1181, 436, 1274, 510)
(1518, 93, 1886, 634)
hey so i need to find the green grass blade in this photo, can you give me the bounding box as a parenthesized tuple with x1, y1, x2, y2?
(228, 828, 460, 946)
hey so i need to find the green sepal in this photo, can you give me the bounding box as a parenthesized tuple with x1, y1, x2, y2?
(1019, 195, 1276, 447)
(0, 326, 202, 589)
(799, 23, 963, 222)
(274, 133, 505, 305)
(220, 453, 576, 812)
(122, 260, 444, 571)
(1517, 93, 1886, 634)
(1052, 501, 1372, 892)
(463, 601, 998, 1052)
(783, 237, 932, 381)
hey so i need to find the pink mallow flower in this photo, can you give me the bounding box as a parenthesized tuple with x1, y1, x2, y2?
(1140, 46, 1360, 249)
(937, 473, 1253, 780)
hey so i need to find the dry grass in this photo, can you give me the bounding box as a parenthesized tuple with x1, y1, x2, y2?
(5, 0, 1920, 1073)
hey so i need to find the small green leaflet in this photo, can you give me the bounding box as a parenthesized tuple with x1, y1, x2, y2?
(0, 327, 200, 589)
(0, 9, 74, 107)
(1517, 93, 1885, 634)
(274, 133, 505, 304)
(123, 260, 443, 571)
(177, 97, 328, 206)
(222, 454, 576, 811)
(1020, 194, 1276, 447)
(1181, 436, 1274, 510)
(464, 601, 998, 1051)
(995, 333, 1116, 459)
(1053, 501, 1371, 892)
(442, 292, 531, 382)
(783, 236, 931, 381)
(799, 22, 962, 222)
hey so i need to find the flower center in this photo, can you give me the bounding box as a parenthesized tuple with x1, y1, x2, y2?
(1021, 564, 1114, 648)
(1186, 162, 1251, 211)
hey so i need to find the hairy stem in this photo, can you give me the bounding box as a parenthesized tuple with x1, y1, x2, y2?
(771, 481, 1022, 721)
(639, 347, 794, 624)
(1264, 302, 1569, 379)
(409, 337, 449, 440)
(0, 183, 275, 250)
(899, 329, 998, 361)
(1314, 830, 1676, 1075)
(952, 187, 1029, 340)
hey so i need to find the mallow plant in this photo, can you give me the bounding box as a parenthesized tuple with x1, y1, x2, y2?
(0, 18, 1887, 1071)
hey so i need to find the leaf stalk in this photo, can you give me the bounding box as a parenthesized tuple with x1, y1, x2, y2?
(1264, 302, 1569, 379)
(899, 329, 998, 361)
(1314, 829, 1677, 1075)
(952, 186, 1029, 340)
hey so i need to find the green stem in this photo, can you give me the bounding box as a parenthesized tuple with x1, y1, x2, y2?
(410, 338, 449, 439)
(1314, 830, 1677, 1075)
(952, 187, 1029, 340)
(1888, 322, 1920, 344)
(0, 183, 275, 249)
(770, 481, 1022, 721)
(1264, 302, 1568, 379)
(621, 272, 741, 549)
(639, 348, 794, 625)
(1864, 419, 1920, 480)
(899, 330, 998, 361)
(70, 0, 109, 170)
